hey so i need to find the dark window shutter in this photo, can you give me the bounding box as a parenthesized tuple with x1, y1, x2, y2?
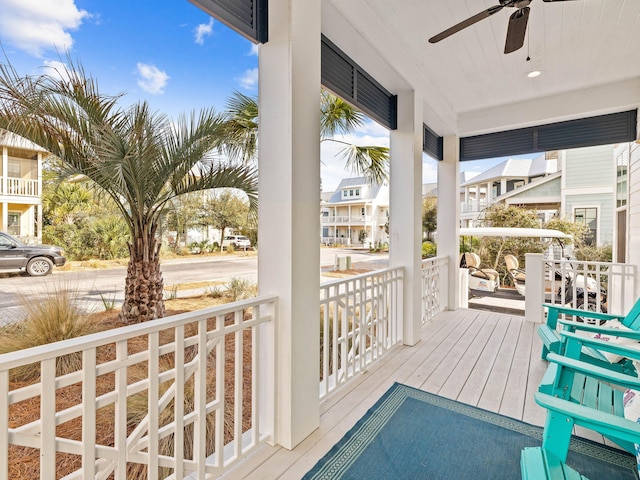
(461, 110, 637, 161)
(321, 35, 397, 130)
(189, 0, 267, 43)
(423, 124, 443, 160)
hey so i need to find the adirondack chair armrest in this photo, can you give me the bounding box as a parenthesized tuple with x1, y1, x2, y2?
(558, 319, 640, 340)
(546, 352, 640, 390)
(543, 304, 622, 322)
(560, 331, 640, 363)
(542, 303, 622, 330)
(535, 391, 640, 443)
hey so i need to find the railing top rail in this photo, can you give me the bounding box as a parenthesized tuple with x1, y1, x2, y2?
(0, 294, 277, 370)
(552, 259, 636, 271)
(421, 255, 448, 265)
(320, 265, 403, 288)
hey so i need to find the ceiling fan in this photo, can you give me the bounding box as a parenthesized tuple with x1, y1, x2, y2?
(428, 0, 576, 54)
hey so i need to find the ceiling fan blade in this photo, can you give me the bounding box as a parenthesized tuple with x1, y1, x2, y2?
(504, 7, 530, 53)
(429, 5, 504, 44)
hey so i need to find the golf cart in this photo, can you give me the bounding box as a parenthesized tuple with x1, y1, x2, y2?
(459, 227, 607, 312)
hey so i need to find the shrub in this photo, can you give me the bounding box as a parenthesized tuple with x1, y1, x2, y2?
(422, 241, 437, 258)
(0, 283, 98, 381)
(573, 243, 613, 263)
(204, 284, 224, 298)
(225, 277, 257, 301)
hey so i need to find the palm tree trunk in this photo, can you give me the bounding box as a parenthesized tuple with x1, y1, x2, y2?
(120, 226, 166, 324)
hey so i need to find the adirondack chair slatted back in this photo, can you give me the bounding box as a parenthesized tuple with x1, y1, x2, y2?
(622, 297, 640, 330)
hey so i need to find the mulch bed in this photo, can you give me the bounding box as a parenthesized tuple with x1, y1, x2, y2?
(7, 300, 253, 479)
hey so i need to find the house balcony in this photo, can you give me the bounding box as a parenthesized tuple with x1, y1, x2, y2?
(460, 200, 488, 214)
(0, 255, 635, 479)
(0, 177, 39, 197)
(321, 215, 374, 225)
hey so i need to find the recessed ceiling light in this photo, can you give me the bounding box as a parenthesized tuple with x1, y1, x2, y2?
(527, 70, 541, 78)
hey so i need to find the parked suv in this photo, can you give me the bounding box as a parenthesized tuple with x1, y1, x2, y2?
(221, 235, 251, 251)
(0, 231, 66, 276)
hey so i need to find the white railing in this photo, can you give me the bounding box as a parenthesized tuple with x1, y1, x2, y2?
(421, 256, 449, 324)
(0, 295, 276, 480)
(321, 237, 353, 246)
(545, 259, 636, 315)
(3, 177, 39, 196)
(319, 267, 403, 400)
(460, 200, 488, 213)
(321, 215, 374, 224)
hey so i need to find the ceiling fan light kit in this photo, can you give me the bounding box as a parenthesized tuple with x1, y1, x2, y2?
(428, 0, 578, 54)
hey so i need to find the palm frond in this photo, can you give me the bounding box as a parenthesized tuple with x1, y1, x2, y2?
(221, 90, 259, 163)
(320, 90, 365, 138)
(337, 144, 389, 184)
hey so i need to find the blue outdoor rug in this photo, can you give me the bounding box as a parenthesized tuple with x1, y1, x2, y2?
(303, 382, 638, 480)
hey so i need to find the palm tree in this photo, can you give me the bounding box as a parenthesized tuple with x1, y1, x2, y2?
(222, 90, 389, 184)
(0, 59, 257, 324)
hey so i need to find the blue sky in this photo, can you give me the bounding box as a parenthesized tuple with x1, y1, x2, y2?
(0, 0, 530, 191)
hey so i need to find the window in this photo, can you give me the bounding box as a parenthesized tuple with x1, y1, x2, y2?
(574, 207, 597, 246)
(7, 160, 21, 178)
(349, 189, 354, 197)
(616, 147, 629, 208)
(8, 212, 20, 236)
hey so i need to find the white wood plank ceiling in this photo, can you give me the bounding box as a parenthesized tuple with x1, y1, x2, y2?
(324, 0, 640, 137)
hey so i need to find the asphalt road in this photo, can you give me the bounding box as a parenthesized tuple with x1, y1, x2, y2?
(0, 248, 388, 323)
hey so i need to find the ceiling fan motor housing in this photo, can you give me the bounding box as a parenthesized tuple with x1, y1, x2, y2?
(502, 0, 532, 7)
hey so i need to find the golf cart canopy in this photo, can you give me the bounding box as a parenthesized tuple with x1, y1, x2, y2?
(459, 227, 572, 239)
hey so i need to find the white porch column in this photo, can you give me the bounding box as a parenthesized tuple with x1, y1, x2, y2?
(474, 185, 480, 212)
(501, 178, 507, 196)
(1, 202, 7, 233)
(258, 0, 321, 449)
(37, 152, 43, 239)
(438, 135, 461, 310)
(389, 90, 422, 346)
(1, 147, 6, 232)
(1, 146, 7, 201)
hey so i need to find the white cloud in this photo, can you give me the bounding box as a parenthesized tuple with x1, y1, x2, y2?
(320, 121, 451, 191)
(422, 155, 439, 183)
(249, 43, 259, 56)
(321, 122, 390, 191)
(42, 59, 71, 82)
(237, 68, 258, 91)
(0, 0, 89, 57)
(136, 63, 169, 95)
(194, 18, 214, 45)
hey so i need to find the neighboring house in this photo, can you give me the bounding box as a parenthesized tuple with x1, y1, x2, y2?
(617, 141, 639, 265)
(460, 154, 558, 227)
(321, 177, 389, 247)
(493, 145, 617, 247)
(0, 131, 45, 243)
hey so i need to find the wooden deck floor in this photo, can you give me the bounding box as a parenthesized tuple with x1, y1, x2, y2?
(223, 308, 609, 479)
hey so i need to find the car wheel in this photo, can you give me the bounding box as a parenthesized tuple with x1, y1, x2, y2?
(231, 243, 237, 249)
(26, 257, 54, 276)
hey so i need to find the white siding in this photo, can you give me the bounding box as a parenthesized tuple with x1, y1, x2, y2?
(563, 194, 615, 245)
(628, 142, 640, 298)
(564, 145, 614, 189)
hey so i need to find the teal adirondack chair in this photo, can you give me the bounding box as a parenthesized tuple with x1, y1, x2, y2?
(536, 331, 640, 462)
(538, 298, 640, 375)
